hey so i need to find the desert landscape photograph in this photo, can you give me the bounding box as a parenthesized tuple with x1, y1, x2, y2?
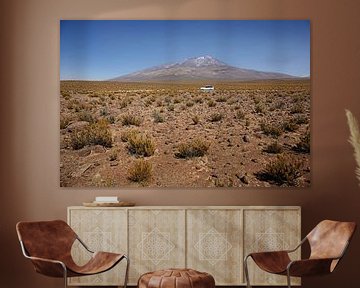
(60, 20, 310, 188)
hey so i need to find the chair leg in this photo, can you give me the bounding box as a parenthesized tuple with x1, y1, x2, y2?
(62, 264, 68, 288)
(244, 255, 252, 288)
(286, 270, 291, 288)
(123, 255, 130, 288)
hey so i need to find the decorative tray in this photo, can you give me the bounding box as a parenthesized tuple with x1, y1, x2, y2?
(83, 202, 135, 207)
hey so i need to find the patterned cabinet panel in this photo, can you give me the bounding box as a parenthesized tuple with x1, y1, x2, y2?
(128, 209, 186, 284)
(68, 208, 127, 286)
(243, 208, 301, 286)
(187, 209, 243, 285)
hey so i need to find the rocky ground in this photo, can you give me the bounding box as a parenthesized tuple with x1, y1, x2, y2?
(60, 80, 310, 188)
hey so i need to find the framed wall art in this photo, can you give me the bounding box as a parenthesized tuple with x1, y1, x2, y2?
(60, 20, 310, 188)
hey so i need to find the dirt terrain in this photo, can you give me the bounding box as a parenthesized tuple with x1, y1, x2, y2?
(60, 80, 310, 188)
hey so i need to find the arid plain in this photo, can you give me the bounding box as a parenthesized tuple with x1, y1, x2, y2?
(60, 80, 310, 188)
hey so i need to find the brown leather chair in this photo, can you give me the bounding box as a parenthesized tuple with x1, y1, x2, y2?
(244, 220, 356, 288)
(16, 220, 129, 288)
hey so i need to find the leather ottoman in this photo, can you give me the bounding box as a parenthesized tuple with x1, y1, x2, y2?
(138, 268, 215, 288)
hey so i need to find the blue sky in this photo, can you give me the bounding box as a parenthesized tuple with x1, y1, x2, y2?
(60, 20, 310, 80)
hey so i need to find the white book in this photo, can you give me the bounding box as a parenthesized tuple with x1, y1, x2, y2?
(93, 200, 119, 204)
(95, 196, 118, 202)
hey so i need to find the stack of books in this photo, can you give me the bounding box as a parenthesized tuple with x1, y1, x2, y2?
(93, 196, 119, 204)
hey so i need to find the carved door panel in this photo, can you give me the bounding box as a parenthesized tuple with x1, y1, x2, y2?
(128, 209, 186, 284)
(68, 208, 127, 286)
(187, 209, 243, 285)
(243, 209, 301, 286)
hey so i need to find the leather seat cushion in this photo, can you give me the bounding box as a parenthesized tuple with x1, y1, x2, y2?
(138, 268, 215, 288)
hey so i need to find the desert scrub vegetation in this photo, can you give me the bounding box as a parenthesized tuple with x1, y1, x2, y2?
(60, 116, 72, 129)
(209, 113, 224, 122)
(235, 110, 246, 120)
(294, 115, 309, 125)
(186, 101, 194, 107)
(216, 95, 227, 103)
(121, 129, 140, 142)
(175, 138, 210, 158)
(167, 104, 175, 111)
(127, 159, 152, 183)
(78, 111, 96, 123)
(106, 115, 116, 124)
(290, 103, 304, 114)
(153, 110, 165, 123)
(120, 97, 131, 108)
(264, 142, 283, 154)
(108, 149, 118, 161)
(208, 99, 216, 107)
(192, 115, 200, 125)
(70, 119, 112, 150)
(255, 102, 266, 114)
(256, 154, 304, 186)
(294, 130, 310, 153)
(260, 122, 283, 137)
(282, 119, 299, 132)
(126, 132, 155, 157)
(121, 114, 142, 126)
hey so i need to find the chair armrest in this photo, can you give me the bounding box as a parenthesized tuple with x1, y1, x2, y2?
(19, 240, 67, 277)
(26, 255, 67, 278)
(287, 258, 336, 277)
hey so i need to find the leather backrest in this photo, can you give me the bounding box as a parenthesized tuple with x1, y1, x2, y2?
(307, 220, 356, 260)
(16, 220, 77, 261)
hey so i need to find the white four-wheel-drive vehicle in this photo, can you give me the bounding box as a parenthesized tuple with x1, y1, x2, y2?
(200, 85, 214, 91)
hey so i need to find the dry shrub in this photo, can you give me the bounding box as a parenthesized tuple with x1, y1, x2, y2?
(127, 159, 152, 183)
(260, 122, 283, 137)
(236, 110, 245, 120)
(192, 115, 200, 125)
(216, 96, 227, 103)
(264, 142, 283, 154)
(121, 129, 140, 142)
(120, 97, 131, 108)
(208, 100, 216, 107)
(255, 102, 266, 114)
(294, 115, 309, 125)
(290, 103, 304, 114)
(294, 130, 310, 153)
(70, 119, 112, 150)
(209, 113, 223, 122)
(175, 139, 210, 158)
(121, 114, 142, 126)
(256, 154, 304, 186)
(127, 133, 155, 157)
(78, 111, 96, 123)
(282, 119, 299, 132)
(108, 149, 118, 161)
(60, 116, 71, 129)
(153, 110, 165, 123)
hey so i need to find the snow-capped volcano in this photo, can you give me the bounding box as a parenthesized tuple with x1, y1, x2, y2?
(180, 55, 226, 67)
(110, 56, 296, 82)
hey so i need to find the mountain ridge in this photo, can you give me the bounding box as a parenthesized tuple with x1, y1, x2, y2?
(110, 56, 298, 82)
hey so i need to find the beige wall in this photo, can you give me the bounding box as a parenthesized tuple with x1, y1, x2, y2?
(1, 0, 360, 287)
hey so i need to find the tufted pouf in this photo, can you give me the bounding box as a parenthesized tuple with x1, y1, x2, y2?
(138, 268, 215, 288)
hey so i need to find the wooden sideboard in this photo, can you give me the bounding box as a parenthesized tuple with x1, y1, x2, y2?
(67, 206, 301, 286)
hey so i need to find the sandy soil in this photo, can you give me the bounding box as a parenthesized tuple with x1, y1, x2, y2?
(60, 80, 310, 188)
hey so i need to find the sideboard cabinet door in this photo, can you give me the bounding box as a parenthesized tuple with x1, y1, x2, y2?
(128, 209, 186, 284)
(187, 209, 243, 285)
(68, 208, 127, 286)
(243, 208, 301, 286)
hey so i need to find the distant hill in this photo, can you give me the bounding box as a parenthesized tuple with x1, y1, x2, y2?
(109, 55, 298, 82)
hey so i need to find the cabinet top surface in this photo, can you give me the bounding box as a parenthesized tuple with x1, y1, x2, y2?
(68, 205, 301, 210)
